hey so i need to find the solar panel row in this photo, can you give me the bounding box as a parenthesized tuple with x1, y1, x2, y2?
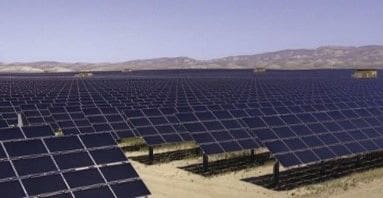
(0, 132, 150, 197)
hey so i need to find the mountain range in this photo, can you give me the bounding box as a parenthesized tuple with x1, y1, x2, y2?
(1, 45, 383, 73)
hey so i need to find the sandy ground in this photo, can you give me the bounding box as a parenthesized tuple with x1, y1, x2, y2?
(125, 149, 383, 198)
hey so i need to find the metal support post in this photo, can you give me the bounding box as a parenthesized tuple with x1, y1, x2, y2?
(273, 161, 280, 187)
(148, 146, 154, 164)
(203, 154, 209, 171)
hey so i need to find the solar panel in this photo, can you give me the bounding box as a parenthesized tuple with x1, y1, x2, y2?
(63, 168, 105, 188)
(184, 123, 206, 133)
(83, 108, 101, 115)
(211, 131, 233, 141)
(0, 146, 6, 160)
(89, 147, 127, 164)
(130, 118, 150, 127)
(176, 113, 198, 122)
(124, 109, 144, 118)
(22, 174, 68, 196)
(74, 186, 114, 198)
(0, 180, 26, 197)
(162, 134, 182, 143)
(80, 133, 116, 148)
(54, 151, 94, 170)
(143, 135, 165, 145)
(0, 161, 16, 179)
(0, 128, 24, 141)
(4, 139, 48, 157)
(229, 129, 251, 139)
(100, 163, 139, 181)
(44, 136, 83, 152)
(0, 120, 9, 128)
(242, 117, 266, 128)
(111, 180, 151, 198)
(220, 141, 242, 152)
(213, 110, 233, 119)
(143, 108, 162, 116)
(13, 156, 57, 176)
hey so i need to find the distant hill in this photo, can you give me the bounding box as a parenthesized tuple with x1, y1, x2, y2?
(1, 45, 383, 72)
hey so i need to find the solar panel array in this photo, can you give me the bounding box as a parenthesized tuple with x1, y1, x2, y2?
(2, 69, 383, 172)
(0, 132, 150, 197)
(249, 72, 383, 168)
(0, 73, 264, 156)
(0, 74, 155, 197)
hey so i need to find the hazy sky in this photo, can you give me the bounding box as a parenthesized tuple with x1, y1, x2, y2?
(1, 0, 382, 62)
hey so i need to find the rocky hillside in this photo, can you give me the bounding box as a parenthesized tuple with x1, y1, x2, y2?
(1, 45, 383, 72)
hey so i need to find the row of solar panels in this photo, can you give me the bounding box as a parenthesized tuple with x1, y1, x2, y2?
(1, 78, 382, 100)
(2, 93, 383, 107)
(249, 110, 383, 167)
(0, 132, 150, 197)
(1, 104, 383, 130)
(2, 103, 383, 157)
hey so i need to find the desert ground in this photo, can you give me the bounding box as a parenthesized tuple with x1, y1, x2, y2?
(124, 146, 383, 198)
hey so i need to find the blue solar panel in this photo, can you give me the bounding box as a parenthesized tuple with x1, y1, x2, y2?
(242, 117, 266, 128)
(273, 127, 296, 138)
(220, 141, 242, 152)
(80, 133, 116, 148)
(90, 147, 127, 164)
(0, 161, 16, 179)
(13, 156, 57, 176)
(0, 180, 26, 197)
(74, 186, 114, 198)
(44, 136, 83, 152)
(143, 135, 165, 145)
(100, 163, 139, 182)
(64, 168, 105, 188)
(4, 139, 48, 157)
(54, 151, 94, 170)
(262, 116, 285, 126)
(111, 180, 151, 198)
(162, 134, 182, 143)
(0, 128, 24, 141)
(22, 174, 68, 196)
(176, 113, 198, 122)
(22, 125, 54, 138)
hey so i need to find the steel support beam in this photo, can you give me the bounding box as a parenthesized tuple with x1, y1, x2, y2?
(250, 149, 255, 161)
(203, 154, 209, 171)
(273, 161, 280, 187)
(148, 146, 154, 164)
